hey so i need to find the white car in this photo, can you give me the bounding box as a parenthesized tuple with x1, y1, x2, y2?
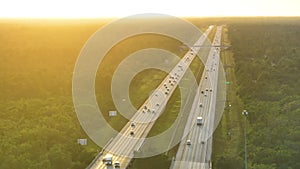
(187, 140, 191, 145)
(114, 161, 120, 168)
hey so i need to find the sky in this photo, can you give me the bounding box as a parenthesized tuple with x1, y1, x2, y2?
(0, 0, 299, 18)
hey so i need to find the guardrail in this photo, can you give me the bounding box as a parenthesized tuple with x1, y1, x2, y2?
(86, 137, 114, 169)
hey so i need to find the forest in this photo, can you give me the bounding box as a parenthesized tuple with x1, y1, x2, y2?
(213, 18, 300, 169)
(0, 18, 299, 169)
(0, 19, 208, 168)
(0, 20, 103, 169)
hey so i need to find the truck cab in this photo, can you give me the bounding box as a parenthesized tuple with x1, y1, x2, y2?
(196, 116, 203, 125)
(102, 154, 113, 165)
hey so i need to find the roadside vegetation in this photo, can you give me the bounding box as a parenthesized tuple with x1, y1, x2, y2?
(212, 19, 300, 169)
(0, 19, 104, 169)
(95, 33, 189, 131)
(1, 18, 299, 169)
(0, 18, 209, 169)
(212, 26, 244, 169)
(96, 28, 209, 168)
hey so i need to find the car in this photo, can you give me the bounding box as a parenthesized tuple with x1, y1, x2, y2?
(204, 94, 207, 97)
(114, 161, 120, 168)
(156, 103, 160, 106)
(199, 103, 203, 107)
(131, 122, 135, 128)
(205, 88, 208, 91)
(130, 130, 134, 136)
(201, 90, 204, 94)
(210, 88, 212, 92)
(187, 140, 191, 145)
(201, 141, 205, 144)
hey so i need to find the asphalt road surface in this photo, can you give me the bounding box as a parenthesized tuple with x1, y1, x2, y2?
(87, 26, 215, 169)
(171, 26, 223, 169)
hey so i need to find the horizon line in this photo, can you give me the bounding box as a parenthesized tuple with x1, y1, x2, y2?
(1, 15, 300, 20)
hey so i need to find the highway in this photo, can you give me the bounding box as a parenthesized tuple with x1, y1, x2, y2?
(171, 26, 223, 169)
(87, 25, 215, 169)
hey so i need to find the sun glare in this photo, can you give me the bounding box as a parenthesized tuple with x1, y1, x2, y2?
(0, 0, 299, 18)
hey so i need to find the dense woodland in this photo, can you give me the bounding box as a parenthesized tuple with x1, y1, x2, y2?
(214, 20, 300, 169)
(0, 18, 299, 169)
(0, 20, 102, 169)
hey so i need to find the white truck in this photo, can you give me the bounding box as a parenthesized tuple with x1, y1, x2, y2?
(102, 154, 113, 165)
(196, 116, 203, 125)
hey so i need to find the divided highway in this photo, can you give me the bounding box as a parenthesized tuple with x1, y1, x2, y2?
(171, 26, 223, 169)
(87, 26, 215, 169)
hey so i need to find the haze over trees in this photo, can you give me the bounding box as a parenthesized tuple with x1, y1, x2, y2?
(0, 18, 299, 169)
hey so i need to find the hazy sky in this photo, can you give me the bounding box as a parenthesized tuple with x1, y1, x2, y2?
(0, 0, 299, 18)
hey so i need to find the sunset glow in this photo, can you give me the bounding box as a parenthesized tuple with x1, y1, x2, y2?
(0, 0, 299, 18)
